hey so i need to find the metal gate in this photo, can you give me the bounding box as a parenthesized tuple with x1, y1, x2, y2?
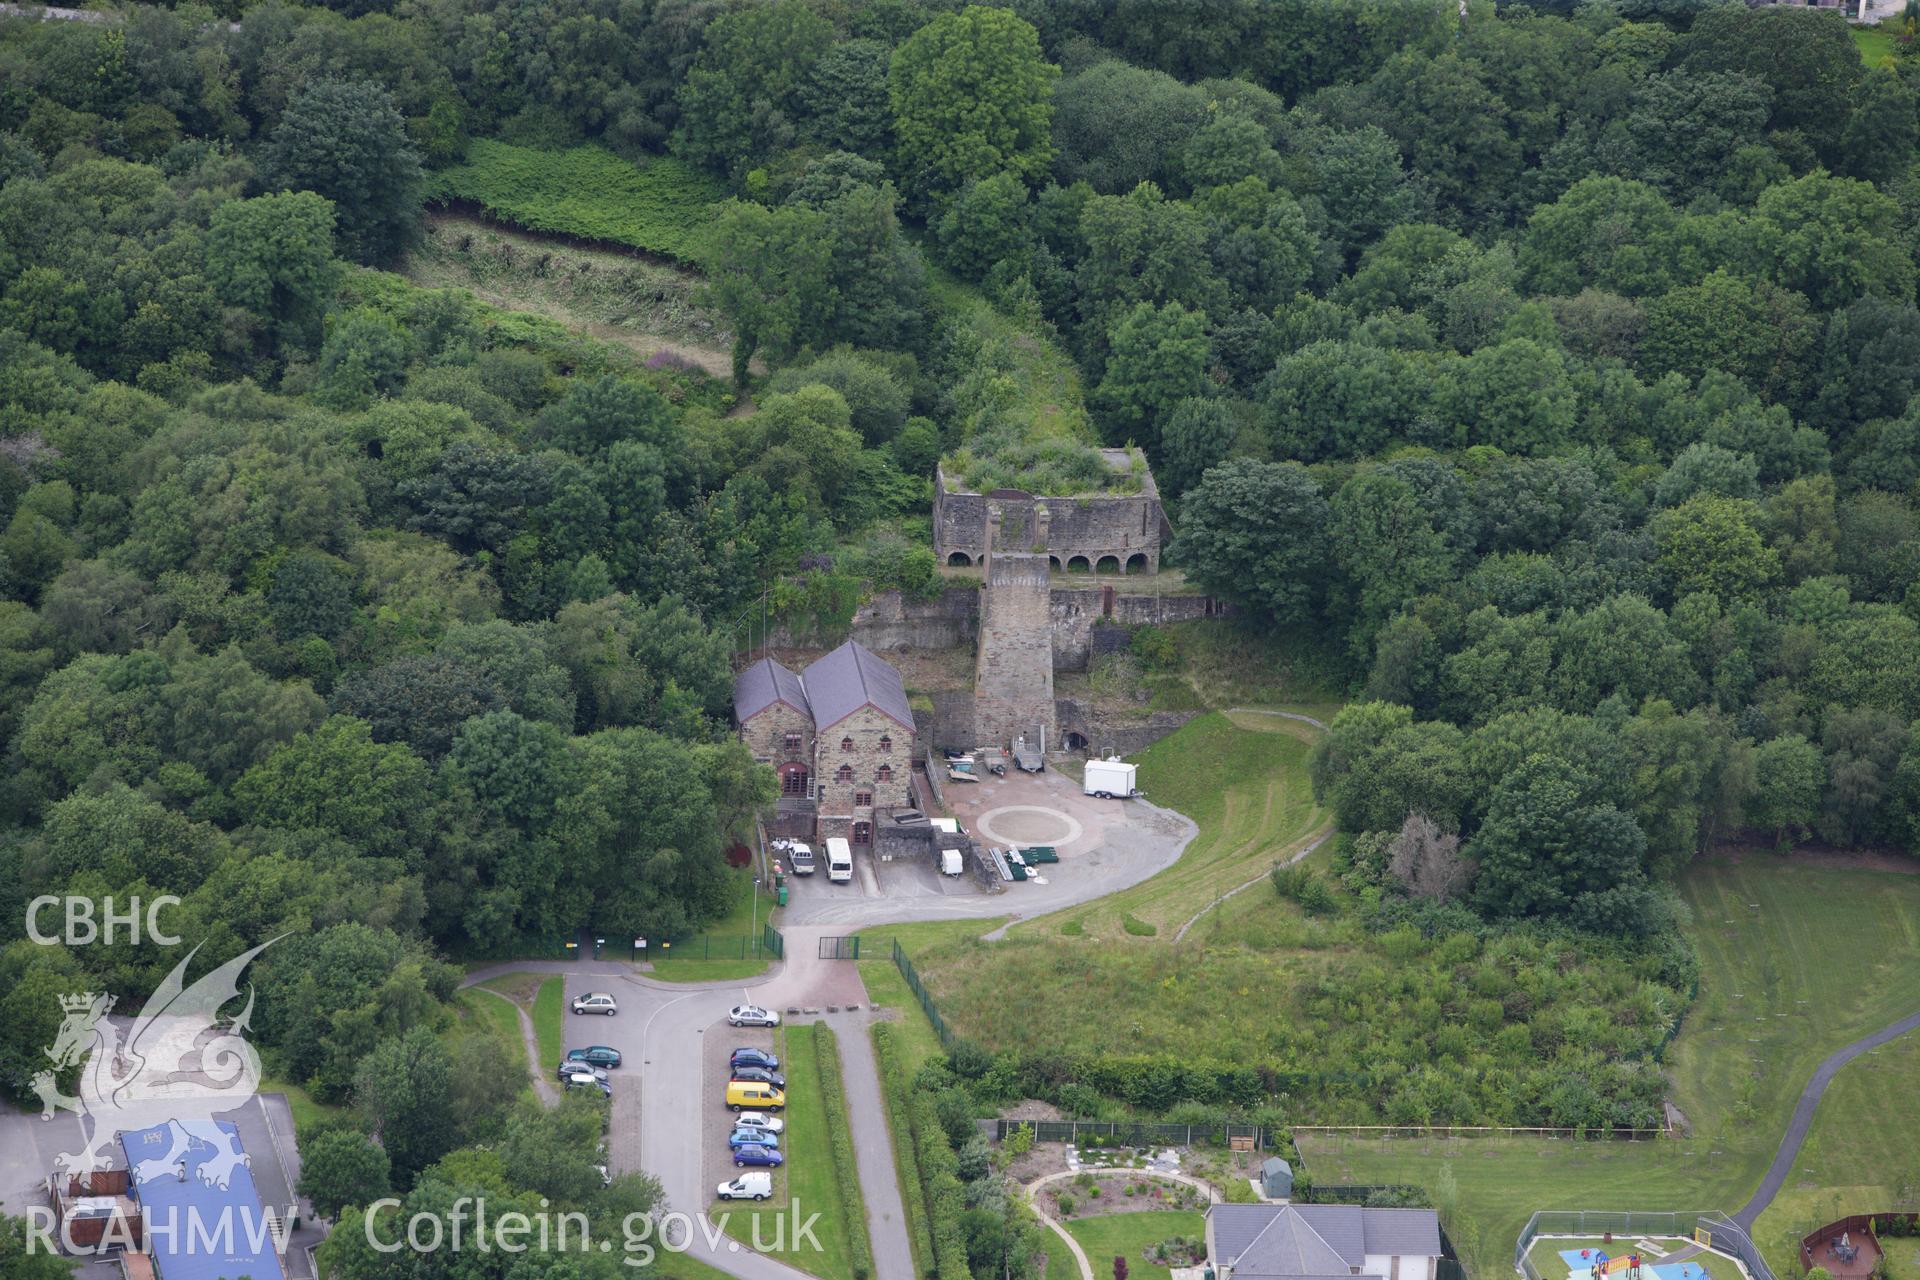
(818, 936, 861, 960)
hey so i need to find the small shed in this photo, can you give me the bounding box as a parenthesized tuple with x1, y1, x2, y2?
(1260, 1157, 1293, 1199)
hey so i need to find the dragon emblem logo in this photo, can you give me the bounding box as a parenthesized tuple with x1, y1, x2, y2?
(36, 939, 279, 1190)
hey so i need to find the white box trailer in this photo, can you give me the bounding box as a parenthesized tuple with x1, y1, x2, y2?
(1083, 758, 1138, 799)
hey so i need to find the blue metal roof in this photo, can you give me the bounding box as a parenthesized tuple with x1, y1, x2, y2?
(120, 1122, 284, 1280)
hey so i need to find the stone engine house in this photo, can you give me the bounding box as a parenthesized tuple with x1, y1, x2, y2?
(733, 640, 917, 847)
(933, 451, 1168, 575)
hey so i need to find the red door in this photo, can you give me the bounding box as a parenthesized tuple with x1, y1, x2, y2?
(852, 821, 871, 846)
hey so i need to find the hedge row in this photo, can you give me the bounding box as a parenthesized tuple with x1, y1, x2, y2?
(873, 1022, 961, 1279)
(810, 1025, 873, 1280)
(428, 141, 725, 262)
(909, 1089, 973, 1280)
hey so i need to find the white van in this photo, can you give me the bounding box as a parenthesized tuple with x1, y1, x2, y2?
(940, 847, 964, 876)
(717, 1172, 772, 1201)
(826, 836, 853, 883)
(786, 841, 815, 875)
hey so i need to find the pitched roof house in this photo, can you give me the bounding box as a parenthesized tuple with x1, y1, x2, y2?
(1208, 1204, 1444, 1280)
(799, 640, 915, 732)
(733, 655, 811, 724)
(733, 641, 917, 845)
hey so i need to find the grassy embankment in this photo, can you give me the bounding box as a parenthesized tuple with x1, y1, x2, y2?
(402, 212, 743, 377)
(428, 140, 723, 262)
(1302, 856, 1920, 1279)
(478, 973, 564, 1068)
(851, 663, 1920, 1280)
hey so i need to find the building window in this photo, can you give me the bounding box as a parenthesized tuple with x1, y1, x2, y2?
(852, 821, 871, 845)
(781, 769, 809, 797)
(877, 765, 893, 783)
(841, 736, 854, 752)
(836, 764, 854, 783)
(854, 790, 873, 807)
(783, 731, 802, 753)
(879, 735, 892, 753)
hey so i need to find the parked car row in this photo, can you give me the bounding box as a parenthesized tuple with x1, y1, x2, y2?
(719, 1014, 790, 1196)
(559, 1043, 622, 1097)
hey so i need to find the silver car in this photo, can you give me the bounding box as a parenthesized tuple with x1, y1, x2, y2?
(727, 1004, 780, 1027)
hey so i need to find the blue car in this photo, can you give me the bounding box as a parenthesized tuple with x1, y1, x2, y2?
(732, 1143, 784, 1169)
(730, 1047, 780, 1072)
(728, 1128, 781, 1150)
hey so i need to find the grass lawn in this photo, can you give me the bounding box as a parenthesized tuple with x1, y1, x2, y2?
(532, 977, 563, 1065)
(1042, 1209, 1205, 1280)
(647, 1254, 744, 1280)
(1852, 25, 1900, 68)
(1299, 853, 1920, 1280)
(649, 868, 778, 984)
(726, 1025, 860, 1280)
(1752, 1023, 1920, 1268)
(260, 1074, 344, 1138)
(1883, 1236, 1920, 1280)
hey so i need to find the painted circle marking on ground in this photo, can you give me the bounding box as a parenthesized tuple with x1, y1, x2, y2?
(976, 805, 1084, 849)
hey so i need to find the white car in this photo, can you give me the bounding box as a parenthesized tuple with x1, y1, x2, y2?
(727, 1004, 780, 1027)
(572, 992, 618, 1016)
(733, 1111, 786, 1136)
(717, 1172, 773, 1201)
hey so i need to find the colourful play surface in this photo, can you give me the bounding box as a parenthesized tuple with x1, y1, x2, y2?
(1558, 1248, 1711, 1280)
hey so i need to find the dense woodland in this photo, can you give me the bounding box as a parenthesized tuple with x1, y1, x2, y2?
(3, 0, 1920, 1275)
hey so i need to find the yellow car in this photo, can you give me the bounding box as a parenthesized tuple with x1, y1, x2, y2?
(726, 1080, 785, 1112)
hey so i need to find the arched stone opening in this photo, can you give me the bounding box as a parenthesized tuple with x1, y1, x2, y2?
(1125, 553, 1148, 574)
(1064, 732, 1088, 751)
(1067, 556, 1091, 573)
(1095, 555, 1121, 574)
(947, 551, 972, 567)
(1049, 556, 1062, 571)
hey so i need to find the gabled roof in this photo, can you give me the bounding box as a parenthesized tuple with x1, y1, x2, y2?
(1229, 1206, 1352, 1277)
(1211, 1204, 1441, 1279)
(801, 640, 915, 733)
(734, 657, 810, 724)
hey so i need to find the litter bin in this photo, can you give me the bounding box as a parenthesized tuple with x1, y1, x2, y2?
(777, 886, 789, 907)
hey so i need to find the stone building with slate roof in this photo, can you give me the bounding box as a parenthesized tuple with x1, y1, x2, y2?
(1207, 1204, 1443, 1280)
(734, 640, 917, 846)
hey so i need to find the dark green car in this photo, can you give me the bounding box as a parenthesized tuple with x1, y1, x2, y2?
(565, 1045, 623, 1069)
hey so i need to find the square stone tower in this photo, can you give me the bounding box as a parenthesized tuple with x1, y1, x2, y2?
(973, 501, 1056, 751)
